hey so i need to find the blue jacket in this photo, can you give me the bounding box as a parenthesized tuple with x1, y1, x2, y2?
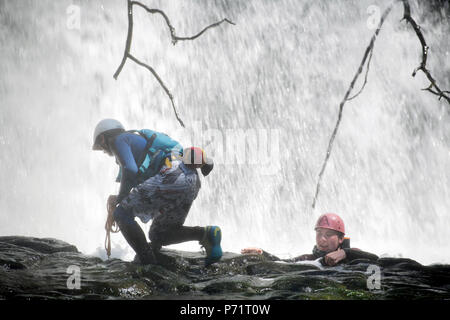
(111, 131, 182, 203)
(111, 132, 146, 203)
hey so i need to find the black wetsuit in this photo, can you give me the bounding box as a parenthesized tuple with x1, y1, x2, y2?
(262, 245, 379, 265)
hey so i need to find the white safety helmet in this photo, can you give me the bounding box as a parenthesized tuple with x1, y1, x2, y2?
(92, 119, 125, 150)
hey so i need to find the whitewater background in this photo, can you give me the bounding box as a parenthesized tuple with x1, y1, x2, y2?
(1, 0, 449, 265)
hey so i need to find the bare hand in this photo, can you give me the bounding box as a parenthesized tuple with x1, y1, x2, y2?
(323, 248, 346, 266)
(241, 247, 263, 255)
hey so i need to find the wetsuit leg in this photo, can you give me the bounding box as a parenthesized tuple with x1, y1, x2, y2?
(150, 225, 205, 249)
(118, 160, 201, 252)
(148, 201, 204, 250)
(113, 205, 155, 264)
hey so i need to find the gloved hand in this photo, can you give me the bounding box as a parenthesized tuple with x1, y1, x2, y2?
(107, 195, 118, 214)
(201, 158, 214, 177)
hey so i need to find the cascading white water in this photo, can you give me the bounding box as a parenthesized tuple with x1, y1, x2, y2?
(1, 0, 449, 264)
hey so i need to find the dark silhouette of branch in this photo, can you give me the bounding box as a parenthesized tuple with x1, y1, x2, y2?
(132, 1, 235, 44)
(113, 0, 235, 128)
(401, 0, 450, 104)
(127, 53, 185, 128)
(312, 3, 394, 209)
(114, 0, 134, 81)
(312, 0, 450, 208)
(347, 47, 374, 101)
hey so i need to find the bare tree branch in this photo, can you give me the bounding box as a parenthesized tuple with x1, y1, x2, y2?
(173, 18, 235, 42)
(347, 47, 374, 101)
(132, 1, 235, 44)
(114, 0, 235, 127)
(127, 53, 185, 127)
(311, 3, 394, 209)
(401, 0, 450, 104)
(113, 0, 134, 80)
(312, 0, 450, 208)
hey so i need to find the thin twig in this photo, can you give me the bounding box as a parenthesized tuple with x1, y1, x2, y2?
(174, 18, 235, 42)
(132, 1, 235, 44)
(114, 0, 234, 128)
(127, 53, 185, 127)
(312, 3, 394, 209)
(347, 46, 374, 101)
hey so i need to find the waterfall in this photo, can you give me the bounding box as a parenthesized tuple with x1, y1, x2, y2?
(1, 0, 449, 264)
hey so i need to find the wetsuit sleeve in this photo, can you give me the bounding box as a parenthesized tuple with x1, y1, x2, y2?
(343, 248, 379, 262)
(290, 254, 316, 262)
(113, 137, 139, 203)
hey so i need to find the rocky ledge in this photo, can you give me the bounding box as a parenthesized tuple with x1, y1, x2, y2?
(0, 236, 449, 300)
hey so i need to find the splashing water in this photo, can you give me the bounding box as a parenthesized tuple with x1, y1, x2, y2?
(1, 0, 449, 264)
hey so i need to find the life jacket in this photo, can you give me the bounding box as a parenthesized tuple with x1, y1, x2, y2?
(115, 129, 183, 183)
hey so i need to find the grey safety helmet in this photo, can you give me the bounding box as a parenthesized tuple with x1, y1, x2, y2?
(92, 119, 125, 150)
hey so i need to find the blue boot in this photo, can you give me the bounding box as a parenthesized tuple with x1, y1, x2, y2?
(200, 226, 222, 266)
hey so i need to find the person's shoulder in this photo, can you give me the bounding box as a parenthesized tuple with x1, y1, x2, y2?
(117, 131, 145, 142)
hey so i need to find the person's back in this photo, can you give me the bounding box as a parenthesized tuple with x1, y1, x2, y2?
(113, 132, 147, 168)
(111, 129, 184, 203)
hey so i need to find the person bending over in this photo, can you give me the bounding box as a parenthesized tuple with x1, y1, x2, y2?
(92, 119, 221, 266)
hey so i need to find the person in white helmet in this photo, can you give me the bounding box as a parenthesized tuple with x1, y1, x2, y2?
(92, 119, 221, 266)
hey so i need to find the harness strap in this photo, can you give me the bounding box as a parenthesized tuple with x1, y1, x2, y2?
(126, 129, 177, 181)
(136, 132, 157, 171)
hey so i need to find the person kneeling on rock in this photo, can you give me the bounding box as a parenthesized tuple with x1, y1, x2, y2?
(92, 119, 222, 266)
(241, 213, 378, 266)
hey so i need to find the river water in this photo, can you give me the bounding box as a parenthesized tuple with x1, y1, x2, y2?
(0, 0, 449, 264)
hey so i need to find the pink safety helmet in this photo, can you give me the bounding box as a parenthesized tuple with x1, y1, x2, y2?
(315, 213, 345, 235)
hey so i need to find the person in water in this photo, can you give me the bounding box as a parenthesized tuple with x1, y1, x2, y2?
(241, 213, 378, 266)
(92, 119, 222, 266)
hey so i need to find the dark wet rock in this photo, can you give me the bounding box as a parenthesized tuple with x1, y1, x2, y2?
(246, 261, 319, 276)
(0, 236, 78, 254)
(271, 274, 338, 291)
(1, 236, 449, 300)
(378, 257, 423, 268)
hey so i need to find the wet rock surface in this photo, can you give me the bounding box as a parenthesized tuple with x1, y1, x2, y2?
(1, 236, 449, 300)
